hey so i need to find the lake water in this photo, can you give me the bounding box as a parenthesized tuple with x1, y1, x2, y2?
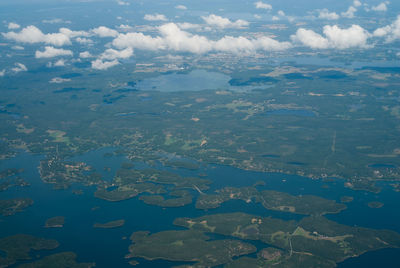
(136, 69, 268, 92)
(0, 149, 399, 267)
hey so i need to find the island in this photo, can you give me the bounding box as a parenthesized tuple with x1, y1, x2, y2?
(173, 212, 400, 267)
(16, 252, 95, 268)
(0, 234, 59, 267)
(45, 216, 65, 228)
(195, 186, 346, 215)
(340, 196, 354, 203)
(0, 198, 33, 216)
(93, 219, 125, 229)
(126, 230, 256, 267)
(368, 201, 384, 208)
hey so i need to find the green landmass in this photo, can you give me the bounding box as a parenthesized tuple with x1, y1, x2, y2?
(45, 216, 65, 228)
(0, 234, 59, 267)
(39, 158, 102, 189)
(174, 212, 400, 265)
(126, 230, 256, 267)
(0, 168, 24, 179)
(0, 198, 33, 216)
(17, 252, 95, 268)
(93, 219, 125, 229)
(1, 65, 400, 190)
(368, 201, 384, 208)
(0, 177, 30, 192)
(340, 196, 354, 203)
(196, 186, 346, 215)
(139, 190, 192, 207)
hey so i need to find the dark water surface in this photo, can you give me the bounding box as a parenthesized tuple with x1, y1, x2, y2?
(0, 149, 399, 267)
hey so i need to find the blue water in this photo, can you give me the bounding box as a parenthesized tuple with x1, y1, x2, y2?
(0, 149, 400, 267)
(137, 70, 231, 92)
(136, 69, 269, 92)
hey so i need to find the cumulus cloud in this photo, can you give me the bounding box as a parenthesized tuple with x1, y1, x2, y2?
(176, 22, 203, 31)
(35, 46, 73, 58)
(99, 48, 133, 60)
(277, 10, 285, 16)
(91, 59, 120, 70)
(144, 14, 168, 21)
(202, 14, 249, 29)
(117, 0, 130, 5)
(53, 59, 66, 67)
(254, 1, 272, 10)
(75, 37, 93, 44)
(42, 18, 71, 24)
(175, 5, 187, 10)
(372, 2, 388, 12)
(3, 25, 71, 46)
(373, 15, 400, 42)
(8, 22, 20, 30)
(79, 51, 93, 58)
(49, 77, 71, 83)
(318, 9, 340, 20)
(91, 26, 119, 37)
(118, 24, 132, 30)
(12, 63, 27, 73)
(112, 22, 291, 54)
(59, 28, 89, 38)
(341, 6, 357, 18)
(11, 45, 24, 50)
(291, 24, 370, 49)
(0, 69, 5, 77)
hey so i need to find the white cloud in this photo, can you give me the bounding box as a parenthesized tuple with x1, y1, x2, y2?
(8, 22, 20, 30)
(99, 48, 133, 60)
(35, 46, 73, 58)
(254, 1, 272, 10)
(112, 22, 291, 54)
(353, 0, 362, 7)
(53, 59, 66, 66)
(11, 45, 24, 50)
(59, 28, 89, 38)
(49, 77, 71, 83)
(176, 22, 203, 31)
(292, 24, 370, 49)
(272, 16, 279, 21)
(277, 10, 285, 16)
(373, 15, 400, 42)
(202, 14, 249, 29)
(76, 37, 93, 44)
(341, 6, 357, 18)
(144, 14, 168, 22)
(11, 63, 27, 73)
(79, 51, 93, 58)
(3, 25, 71, 46)
(318, 9, 340, 20)
(42, 18, 71, 24)
(254, 14, 262, 19)
(91, 26, 119, 37)
(117, 0, 130, 5)
(0, 69, 5, 76)
(372, 2, 388, 12)
(175, 5, 187, 10)
(91, 59, 120, 70)
(118, 24, 132, 30)
(291, 28, 330, 49)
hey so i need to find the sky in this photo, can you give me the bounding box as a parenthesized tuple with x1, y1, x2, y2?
(0, 0, 399, 73)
